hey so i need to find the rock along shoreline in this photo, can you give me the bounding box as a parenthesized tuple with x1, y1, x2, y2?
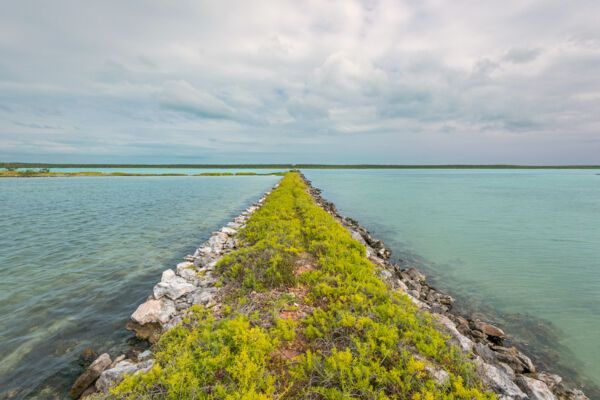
(70, 173, 589, 400)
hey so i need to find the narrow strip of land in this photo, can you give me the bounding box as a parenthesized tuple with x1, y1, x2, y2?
(105, 172, 495, 399)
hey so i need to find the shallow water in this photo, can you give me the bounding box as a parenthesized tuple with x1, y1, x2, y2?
(0, 175, 280, 399)
(304, 169, 600, 394)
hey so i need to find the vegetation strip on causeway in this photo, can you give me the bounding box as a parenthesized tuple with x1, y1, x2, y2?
(72, 172, 588, 399)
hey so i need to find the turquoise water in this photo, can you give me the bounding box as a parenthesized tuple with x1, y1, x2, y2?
(0, 175, 280, 399)
(304, 169, 600, 394)
(33, 168, 285, 175)
(2, 169, 599, 397)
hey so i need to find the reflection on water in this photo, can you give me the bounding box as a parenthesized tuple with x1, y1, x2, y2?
(0, 175, 279, 399)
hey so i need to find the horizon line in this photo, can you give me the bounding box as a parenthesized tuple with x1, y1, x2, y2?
(2, 162, 600, 169)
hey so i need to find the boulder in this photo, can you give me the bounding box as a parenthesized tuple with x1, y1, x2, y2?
(474, 343, 498, 364)
(125, 321, 162, 343)
(188, 287, 217, 306)
(534, 372, 562, 391)
(224, 238, 236, 250)
(220, 227, 237, 235)
(376, 268, 393, 280)
(475, 357, 527, 399)
(436, 315, 473, 352)
(227, 222, 242, 229)
(351, 230, 367, 246)
(406, 280, 421, 292)
(153, 272, 196, 300)
(406, 267, 425, 282)
(68, 353, 111, 398)
(515, 376, 557, 400)
(194, 246, 212, 256)
(495, 348, 535, 373)
(131, 298, 176, 325)
(480, 323, 505, 338)
(96, 360, 152, 392)
(207, 232, 228, 252)
(395, 279, 408, 292)
(77, 348, 98, 368)
(437, 294, 455, 306)
(138, 350, 152, 361)
(109, 355, 126, 369)
(194, 254, 218, 269)
(176, 262, 198, 282)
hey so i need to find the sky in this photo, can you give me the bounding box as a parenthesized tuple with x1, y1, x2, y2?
(1, 0, 599, 164)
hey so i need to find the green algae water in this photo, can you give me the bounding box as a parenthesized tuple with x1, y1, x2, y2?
(0, 175, 280, 399)
(304, 169, 600, 395)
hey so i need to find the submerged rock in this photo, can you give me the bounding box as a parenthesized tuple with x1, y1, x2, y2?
(69, 353, 111, 398)
(77, 348, 98, 368)
(125, 321, 162, 343)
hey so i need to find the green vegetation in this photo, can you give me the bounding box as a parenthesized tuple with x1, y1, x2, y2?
(106, 172, 496, 399)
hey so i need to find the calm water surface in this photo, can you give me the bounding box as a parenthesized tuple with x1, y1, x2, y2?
(0, 175, 280, 399)
(304, 169, 600, 394)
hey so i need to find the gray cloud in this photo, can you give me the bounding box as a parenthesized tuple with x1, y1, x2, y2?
(0, 0, 599, 163)
(159, 81, 235, 120)
(503, 48, 542, 64)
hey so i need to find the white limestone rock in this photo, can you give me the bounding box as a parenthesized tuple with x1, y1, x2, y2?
(475, 357, 527, 400)
(516, 376, 557, 400)
(154, 270, 196, 300)
(436, 314, 473, 352)
(96, 360, 153, 392)
(220, 226, 237, 235)
(176, 261, 198, 282)
(188, 287, 217, 306)
(131, 298, 176, 325)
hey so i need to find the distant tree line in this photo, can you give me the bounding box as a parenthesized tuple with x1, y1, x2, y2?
(2, 162, 600, 169)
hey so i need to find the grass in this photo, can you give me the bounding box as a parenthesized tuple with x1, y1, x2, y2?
(103, 172, 496, 400)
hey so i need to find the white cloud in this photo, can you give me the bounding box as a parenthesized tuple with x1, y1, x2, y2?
(0, 0, 599, 163)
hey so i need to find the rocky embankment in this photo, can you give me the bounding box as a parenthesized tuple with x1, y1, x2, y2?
(71, 175, 589, 400)
(68, 184, 279, 399)
(302, 175, 589, 400)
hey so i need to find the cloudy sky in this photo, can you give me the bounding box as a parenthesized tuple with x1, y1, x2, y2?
(1, 0, 599, 164)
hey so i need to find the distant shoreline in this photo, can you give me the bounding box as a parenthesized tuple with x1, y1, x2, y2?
(0, 171, 285, 178)
(2, 163, 600, 169)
